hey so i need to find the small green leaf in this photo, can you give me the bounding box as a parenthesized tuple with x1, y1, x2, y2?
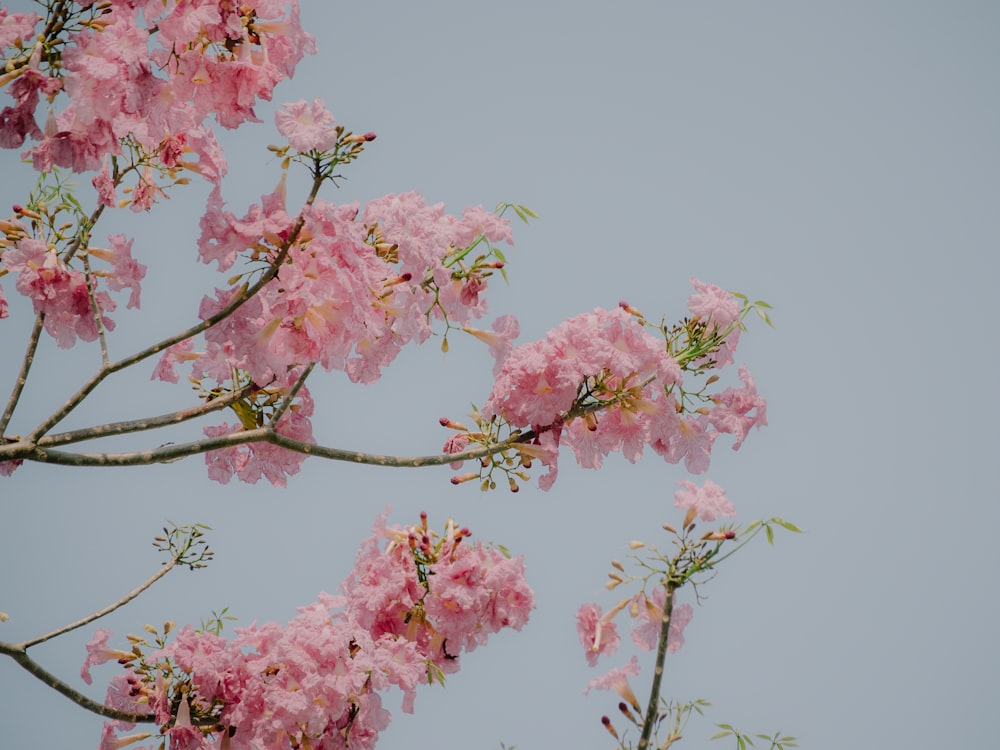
(772, 518, 804, 533)
(710, 731, 731, 740)
(765, 525, 774, 545)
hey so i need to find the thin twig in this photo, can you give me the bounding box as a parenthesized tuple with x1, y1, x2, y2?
(80, 253, 111, 366)
(0, 314, 45, 436)
(268, 362, 315, 426)
(20, 558, 179, 649)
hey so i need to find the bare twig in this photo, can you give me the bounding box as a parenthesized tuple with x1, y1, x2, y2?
(0, 314, 45, 436)
(20, 559, 179, 650)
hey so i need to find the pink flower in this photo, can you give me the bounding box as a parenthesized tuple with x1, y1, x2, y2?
(92, 157, 116, 207)
(452, 204, 514, 248)
(576, 603, 620, 667)
(80, 629, 132, 685)
(275, 98, 338, 151)
(656, 415, 716, 474)
(709, 365, 767, 449)
(674, 479, 735, 522)
(584, 656, 641, 710)
(89, 234, 147, 309)
(688, 277, 739, 329)
(631, 588, 694, 653)
(442, 433, 470, 469)
(0, 10, 40, 50)
(3, 238, 116, 347)
(150, 339, 197, 383)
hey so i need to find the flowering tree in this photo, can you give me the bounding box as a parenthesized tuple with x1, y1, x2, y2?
(0, 2, 791, 749)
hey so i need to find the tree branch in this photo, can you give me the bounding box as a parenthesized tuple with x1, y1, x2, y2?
(0, 314, 45, 436)
(20, 558, 179, 650)
(35, 386, 252, 449)
(0, 643, 156, 724)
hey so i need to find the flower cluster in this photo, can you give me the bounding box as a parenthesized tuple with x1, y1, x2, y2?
(187, 186, 514, 391)
(2, 1, 314, 178)
(0, 0, 314, 345)
(1, 5, 518, 488)
(444, 279, 768, 491)
(84, 511, 534, 750)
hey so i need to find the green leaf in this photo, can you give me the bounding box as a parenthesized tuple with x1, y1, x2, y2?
(753, 300, 773, 309)
(772, 518, 804, 533)
(765, 524, 774, 545)
(710, 731, 731, 740)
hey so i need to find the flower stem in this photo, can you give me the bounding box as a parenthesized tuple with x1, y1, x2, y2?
(638, 580, 676, 750)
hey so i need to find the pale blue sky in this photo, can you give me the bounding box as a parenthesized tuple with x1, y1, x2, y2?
(2, 2, 998, 749)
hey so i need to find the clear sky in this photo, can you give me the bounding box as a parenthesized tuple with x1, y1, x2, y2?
(2, 2, 998, 749)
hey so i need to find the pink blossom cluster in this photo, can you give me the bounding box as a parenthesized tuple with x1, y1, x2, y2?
(201, 381, 315, 487)
(462, 280, 766, 490)
(0, 1, 313, 345)
(1, 1, 315, 179)
(576, 589, 692, 669)
(84, 512, 534, 750)
(0, 236, 117, 347)
(577, 589, 693, 725)
(186, 186, 513, 390)
(147, 180, 515, 486)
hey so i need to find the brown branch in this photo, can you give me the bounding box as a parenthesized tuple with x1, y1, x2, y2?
(20, 559, 179, 650)
(0, 643, 156, 724)
(6, 426, 533, 469)
(36, 386, 252, 449)
(0, 314, 44, 436)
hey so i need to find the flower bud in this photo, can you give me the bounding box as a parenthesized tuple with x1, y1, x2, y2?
(601, 716, 619, 740)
